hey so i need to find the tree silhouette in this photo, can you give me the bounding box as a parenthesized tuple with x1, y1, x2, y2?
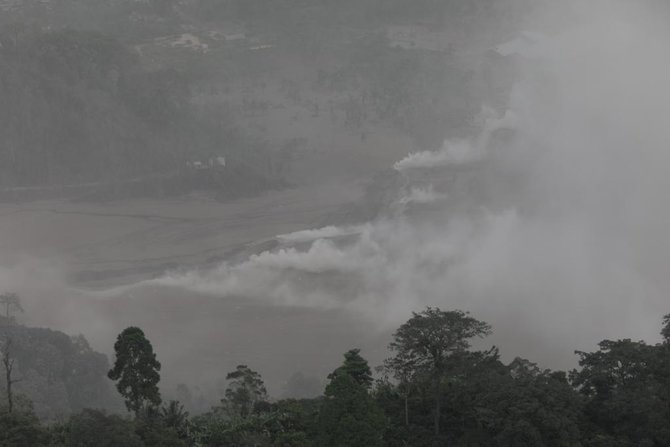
(108, 327, 162, 416)
(223, 365, 267, 419)
(328, 348, 374, 389)
(318, 352, 386, 447)
(387, 307, 491, 439)
(1, 335, 21, 413)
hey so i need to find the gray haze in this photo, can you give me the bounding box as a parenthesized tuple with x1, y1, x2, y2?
(1, 0, 669, 400)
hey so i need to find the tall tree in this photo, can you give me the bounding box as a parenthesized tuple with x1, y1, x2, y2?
(383, 345, 422, 429)
(662, 313, 670, 344)
(318, 359, 386, 446)
(222, 365, 267, 419)
(386, 307, 491, 440)
(328, 348, 374, 389)
(108, 327, 162, 416)
(1, 335, 20, 413)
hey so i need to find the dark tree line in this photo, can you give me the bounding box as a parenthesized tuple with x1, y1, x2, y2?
(2, 306, 670, 446)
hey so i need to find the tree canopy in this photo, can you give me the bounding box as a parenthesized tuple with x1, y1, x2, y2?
(108, 327, 162, 416)
(386, 307, 492, 439)
(3, 310, 670, 446)
(318, 351, 386, 447)
(327, 348, 374, 389)
(222, 365, 268, 419)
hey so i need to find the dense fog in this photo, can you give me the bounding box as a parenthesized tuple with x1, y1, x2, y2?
(1, 0, 670, 434)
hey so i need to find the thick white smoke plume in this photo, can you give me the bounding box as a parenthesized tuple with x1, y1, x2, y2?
(393, 139, 477, 171)
(106, 0, 670, 366)
(394, 108, 518, 172)
(397, 186, 446, 206)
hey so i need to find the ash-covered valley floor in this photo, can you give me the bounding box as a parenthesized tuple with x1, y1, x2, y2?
(2, 0, 670, 412)
(0, 179, 384, 396)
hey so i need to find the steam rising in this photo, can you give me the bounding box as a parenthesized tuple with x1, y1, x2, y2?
(393, 139, 476, 171)
(397, 186, 446, 205)
(3, 0, 670, 373)
(393, 109, 517, 172)
(120, 1, 670, 361)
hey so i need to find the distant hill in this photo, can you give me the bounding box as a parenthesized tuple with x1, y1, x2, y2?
(0, 27, 284, 198)
(0, 317, 120, 420)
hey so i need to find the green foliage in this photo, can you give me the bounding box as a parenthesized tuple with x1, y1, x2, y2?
(222, 365, 268, 419)
(388, 308, 492, 375)
(1, 308, 669, 446)
(0, 409, 49, 446)
(328, 348, 373, 389)
(386, 307, 492, 439)
(377, 350, 584, 447)
(274, 431, 309, 447)
(190, 398, 318, 447)
(135, 406, 189, 447)
(271, 399, 319, 446)
(453, 355, 583, 446)
(571, 338, 670, 446)
(160, 400, 191, 439)
(108, 327, 162, 416)
(317, 372, 386, 447)
(53, 406, 191, 447)
(191, 411, 273, 446)
(62, 409, 143, 447)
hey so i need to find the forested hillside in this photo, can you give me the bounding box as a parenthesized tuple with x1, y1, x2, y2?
(2, 307, 670, 446)
(0, 315, 118, 420)
(0, 27, 282, 198)
(0, 0, 531, 198)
